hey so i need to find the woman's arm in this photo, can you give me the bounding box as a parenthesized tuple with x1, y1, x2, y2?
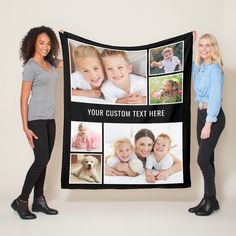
(193, 31, 197, 43)
(20, 81, 38, 148)
(56, 59, 63, 69)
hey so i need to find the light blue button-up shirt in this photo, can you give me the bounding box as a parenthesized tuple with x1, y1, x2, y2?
(192, 61, 224, 122)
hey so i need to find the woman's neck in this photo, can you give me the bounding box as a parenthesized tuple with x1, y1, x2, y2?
(136, 154, 146, 161)
(203, 58, 211, 64)
(33, 54, 46, 65)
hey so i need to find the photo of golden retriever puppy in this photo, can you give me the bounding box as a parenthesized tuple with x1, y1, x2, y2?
(71, 155, 101, 183)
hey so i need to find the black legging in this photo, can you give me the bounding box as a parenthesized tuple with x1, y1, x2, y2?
(197, 108, 225, 198)
(20, 119, 56, 200)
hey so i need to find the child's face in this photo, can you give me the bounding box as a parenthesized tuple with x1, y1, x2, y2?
(163, 51, 173, 60)
(79, 126, 87, 137)
(102, 55, 132, 86)
(161, 81, 172, 93)
(116, 143, 133, 162)
(77, 56, 104, 88)
(153, 137, 170, 158)
(198, 37, 213, 63)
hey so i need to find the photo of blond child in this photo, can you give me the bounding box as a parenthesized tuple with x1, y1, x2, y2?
(106, 138, 144, 177)
(69, 41, 147, 105)
(70, 44, 105, 101)
(101, 50, 147, 105)
(145, 133, 182, 183)
(150, 42, 183, 76)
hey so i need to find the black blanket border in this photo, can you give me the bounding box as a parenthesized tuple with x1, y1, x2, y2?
(60, 31, 192, 189)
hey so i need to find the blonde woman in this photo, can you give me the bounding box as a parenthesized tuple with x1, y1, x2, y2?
(189, 32, 225, 216)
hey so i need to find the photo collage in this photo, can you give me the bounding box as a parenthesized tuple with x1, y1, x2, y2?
(68, 39, 185, 186)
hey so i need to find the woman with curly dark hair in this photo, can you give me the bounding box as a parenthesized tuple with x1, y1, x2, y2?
(11, 26, 63, 220)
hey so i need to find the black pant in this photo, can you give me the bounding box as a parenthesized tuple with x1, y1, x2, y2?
(20, 120, 56, 200)
(197, 109, 225, 198)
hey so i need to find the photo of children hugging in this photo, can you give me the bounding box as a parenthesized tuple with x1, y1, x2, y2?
(69, 39, 147, 105)
(145, 133, 182, 183)
(70, 154, 102, 184)
(149, 42, 183, 75)
(71, 121, 102, 152)
(70, 42, 106, 103)
(100, 49, 147, 105)
(106, 138, 144, 177)
(149, 73, 183, 105)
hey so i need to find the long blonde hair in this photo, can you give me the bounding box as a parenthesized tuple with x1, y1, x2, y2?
(195, 34, 223, 68)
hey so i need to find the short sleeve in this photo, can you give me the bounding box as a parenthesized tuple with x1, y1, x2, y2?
(22, 63, 35, 82)
(174, 56, 180, 65)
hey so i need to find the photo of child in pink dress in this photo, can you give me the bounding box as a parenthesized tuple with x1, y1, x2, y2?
(71, 122, 102, 152)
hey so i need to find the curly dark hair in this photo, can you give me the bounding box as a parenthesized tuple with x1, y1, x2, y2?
(20, 26, 59, 66)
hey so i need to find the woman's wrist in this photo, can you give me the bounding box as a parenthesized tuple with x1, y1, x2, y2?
(205, 121, 212, 128)
(23, 125, 29, 132)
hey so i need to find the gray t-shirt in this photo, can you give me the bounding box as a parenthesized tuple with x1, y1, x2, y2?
(22, 58, 58, 121)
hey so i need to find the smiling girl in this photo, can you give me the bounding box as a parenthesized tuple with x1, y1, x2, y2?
(106, 138, 141, 176)
(71, 45, 105, 98)
(145, 133, 182, 183)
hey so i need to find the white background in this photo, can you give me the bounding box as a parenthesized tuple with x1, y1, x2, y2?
(0, 0, 235, 235)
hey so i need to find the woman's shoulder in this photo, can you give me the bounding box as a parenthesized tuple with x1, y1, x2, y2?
(208, 63, 223, 75)
(22, 58, 38, 78)
(23, 58, 33, 67)
(209, 63, 222, 70)
(23, 58, 39, 71)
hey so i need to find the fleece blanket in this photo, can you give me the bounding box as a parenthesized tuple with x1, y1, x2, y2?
(60, 31, 192, 189)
